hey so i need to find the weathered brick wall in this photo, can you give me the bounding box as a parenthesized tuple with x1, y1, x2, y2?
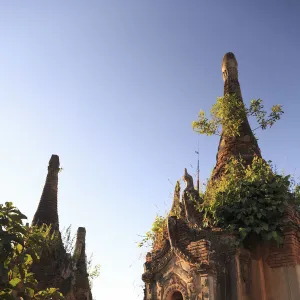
(265, 205, 300, 268)
(186, 240, 210, 263)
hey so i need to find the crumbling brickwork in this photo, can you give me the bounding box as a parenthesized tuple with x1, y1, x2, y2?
(32, 155, 60, 230)
(142, 53, 300, 300)
(212, 53, 261, 182)
(31, 155, 93, 300)
(265, 205, 300, 268)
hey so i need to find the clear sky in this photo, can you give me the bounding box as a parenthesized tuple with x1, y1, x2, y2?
(0, 1, 299, 299)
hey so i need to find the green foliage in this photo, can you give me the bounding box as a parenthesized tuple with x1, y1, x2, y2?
(294, 184, 300, 204)
(0, 202, 64, 299)
(87, 255, 101, 289)
(138, 215, 167, 248)
(198, 157, 297, 244)
(247, 99, 283, 130)
(33, 288, 65, 300)
(192, 94, 283, 137)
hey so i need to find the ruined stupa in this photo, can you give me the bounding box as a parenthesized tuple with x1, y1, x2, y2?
(32, 155, 93, 300)
(141, 53, 300, 300)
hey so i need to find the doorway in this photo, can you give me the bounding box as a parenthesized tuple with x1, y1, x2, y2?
(171, 291, 183, 300)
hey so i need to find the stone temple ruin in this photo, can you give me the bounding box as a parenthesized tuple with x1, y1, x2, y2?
(31, 155, 92, 300)
(142, 53, 300, 300)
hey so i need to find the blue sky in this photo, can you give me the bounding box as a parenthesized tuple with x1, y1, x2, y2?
(0, 1, 299, 299)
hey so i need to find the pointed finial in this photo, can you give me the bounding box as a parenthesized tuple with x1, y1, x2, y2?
(49, 154, 60, 170)
(183, 168, 194, 190)
(184, 168, 188, 176)
(222, 52, 238, 82)
(77, 227, 86, 240)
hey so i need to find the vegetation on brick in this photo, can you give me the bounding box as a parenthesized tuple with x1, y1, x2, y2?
(192, 94, 283, 137)
(138, 215, 167, 249)
(140, 94, 289, 248)
(191, 93, 300, 244)
(193, 156, 300, 244)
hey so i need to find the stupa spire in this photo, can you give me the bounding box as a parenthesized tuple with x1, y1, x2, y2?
(211, 53, 261, 181)
(32, 154, 60, 230)
(73, 227, 87, 269)
(73, 227, 92, 299)
(222, 52, 241, 96)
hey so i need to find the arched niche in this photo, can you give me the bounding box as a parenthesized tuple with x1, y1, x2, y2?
(164, 284, 187, 300)
(170, 291, 184, 300)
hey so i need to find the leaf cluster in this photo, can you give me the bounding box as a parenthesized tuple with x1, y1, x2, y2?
(192, 94, 283, 137)
(0, 202, 64, 299)
(87, 255, 100, 289)
(199, 157, 298, 244)
(247, 99, 283, 130)
(138, 215, 167, 249)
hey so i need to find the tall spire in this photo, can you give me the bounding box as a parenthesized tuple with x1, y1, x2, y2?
(73, 227, 92, 299)
(32, 154, 60, 230)
(73, 227, 88, 272)
(211, 53, 261, 181)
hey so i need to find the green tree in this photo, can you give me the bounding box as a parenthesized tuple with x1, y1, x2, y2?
(0, 202, 64, 299)
(192, 94, 283, 137)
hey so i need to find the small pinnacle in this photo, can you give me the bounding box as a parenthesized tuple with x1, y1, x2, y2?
(49, 154, 60, 169)
(222, 52, 238, 67)
(76, 227, 86, 241)
(222, 52, 238, 82)
(78, 227, 86, 233)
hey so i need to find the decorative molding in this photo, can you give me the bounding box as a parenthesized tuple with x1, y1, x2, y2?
(151, 248, 174, 274)
(163, 283, 188, 300)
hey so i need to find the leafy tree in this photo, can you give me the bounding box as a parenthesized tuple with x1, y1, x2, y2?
(138, 215, 167, 249)
(0, 202, 64, 299)
(192, 94, 283, 137)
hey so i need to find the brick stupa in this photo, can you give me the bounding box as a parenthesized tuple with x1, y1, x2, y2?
(141, 53, 300, 300)
(32, 155, 93, 300)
